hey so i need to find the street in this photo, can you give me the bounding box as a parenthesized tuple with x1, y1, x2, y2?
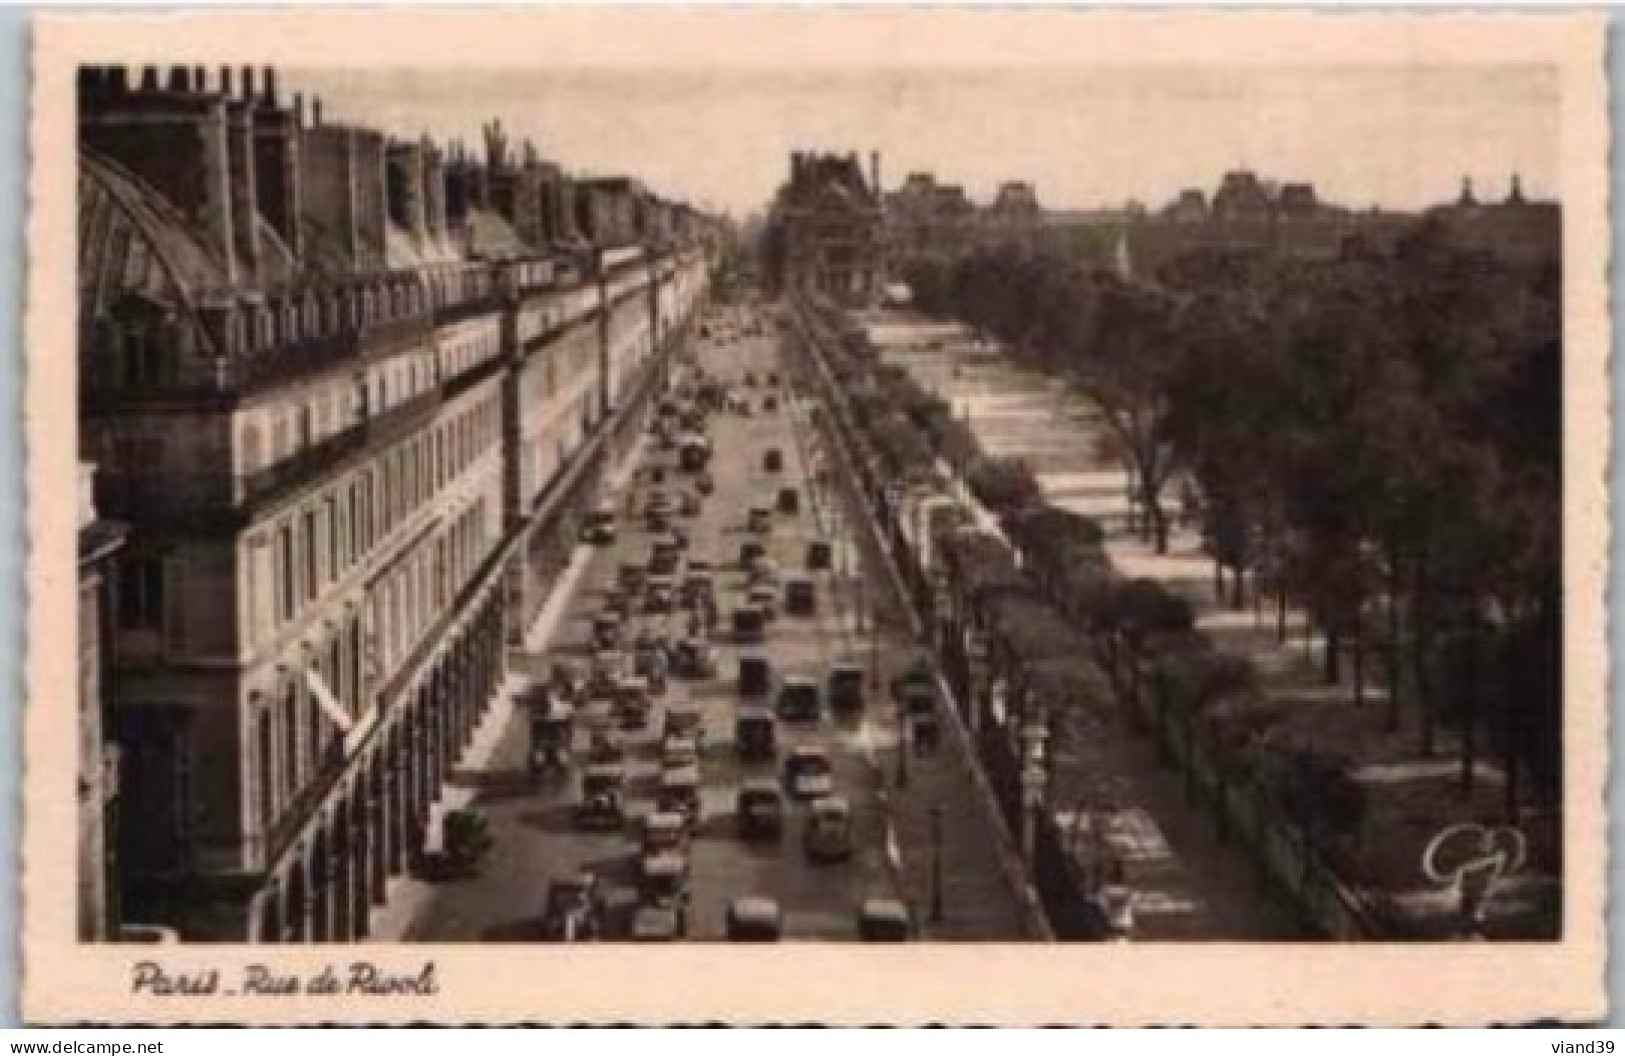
(393, 301, 1028, 942)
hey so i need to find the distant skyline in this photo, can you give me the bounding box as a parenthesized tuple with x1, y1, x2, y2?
(289, 64, 1557, 220)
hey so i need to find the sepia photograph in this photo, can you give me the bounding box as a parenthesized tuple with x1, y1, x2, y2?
(25, 9, 1608, 1024)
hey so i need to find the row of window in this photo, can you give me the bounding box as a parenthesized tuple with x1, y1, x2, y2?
(258, 388, 502, 641)
(250, 494, 491, 843)
(251, 615, 364, 838)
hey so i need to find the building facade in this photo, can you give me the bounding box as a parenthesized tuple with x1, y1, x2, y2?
(771, 151, 885, 306)
(77, 65, 713, 940)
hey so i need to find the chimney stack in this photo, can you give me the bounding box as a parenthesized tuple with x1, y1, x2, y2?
(294, 92, 305, 127)
(194, 66, 207, 93)
(220, 65, 233, 97)
(241, 66, 255, 102)
(139, 66, 159, 92)
(168, 66, 190, 93)
(870, 150, 881, 196)
(312, 96, 323, 127)
(262, 66, 278, 107)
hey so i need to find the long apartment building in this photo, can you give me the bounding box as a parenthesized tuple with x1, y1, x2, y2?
(76, 65, 714, 941)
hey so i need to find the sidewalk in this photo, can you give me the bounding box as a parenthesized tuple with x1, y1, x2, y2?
(365, 439, 647, 942)
(789, 327, 1040, 941)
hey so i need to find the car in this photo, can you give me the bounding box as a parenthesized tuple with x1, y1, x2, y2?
(732, 605, 767, 644)
(656, 764, 702, 822)
(734, 705, 777, 761)
(592, 610, 624, 651)
(639, 851, 691, 920)
(828, 662, 866, 714)
(777, 675, 822, 723)
(784, 577, 817, 617)
(661, 733, 701, 771)
(644, 578, 675, 615)
(678, 490, 703, 517)
(803, 795, 855, 863)
(672, 637, 718, 679)
(615, 675, 654, 730)
(580, 504, 618, 545)
(617, 560, 647, 593)
(736, 778, 785, 842)
(629, 904, 683, 942)
(738, 538, 766, 567)
(805, 538, 833, 571)
(857, 898, 913, 942)
(725, 896, 783, 942)
(776, 486, 800, 515)
(746, 503, 775, 534)
(664, 699, 704, 743)
(737, 654, 773, 698)
(641, 810, 690, 860)
(782, 745, 835, 800)
(541, 872, 606, 941)
(762, 448, 784, 473)
(747, 582, 779, 621)
(574, 763, 626, 831)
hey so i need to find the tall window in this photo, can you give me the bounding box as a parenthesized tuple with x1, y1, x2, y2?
(281, 683, 299, 807)
(302, 511, 318, 603)
(346, 485, 360, 567)
(257, 708, 275, 835)
(276, 527, 295, 623)
(325, 497, 339, 583)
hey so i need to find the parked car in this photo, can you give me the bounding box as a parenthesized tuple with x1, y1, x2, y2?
(747, 582, 779, 621)
(656, 764, 702, 822)
(736, 778, 785, 841)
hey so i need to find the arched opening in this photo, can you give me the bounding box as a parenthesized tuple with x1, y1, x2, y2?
(309, 825, 332, 943)
(331, 800, 353, 942)
(284, 859, 309, 943)
(255, 880, 283, 945)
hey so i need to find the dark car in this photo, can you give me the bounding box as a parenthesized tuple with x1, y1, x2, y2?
(857, 898, 913, 942)
(736, 777, 786, 841)
(734, 705, 777, 761)
(828, 661, 866, 714)
(732, 605, 767, 645)
(777, 675, 822, 723)
(784, 577, 817, 617)
(738, 654, 773, 698)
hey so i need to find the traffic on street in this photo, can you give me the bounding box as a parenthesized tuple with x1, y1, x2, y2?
(396, 298, 977, 942)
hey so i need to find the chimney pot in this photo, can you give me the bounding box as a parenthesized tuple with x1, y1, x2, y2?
(312, 96, 323, 127)
(219, 66, 233, 97)
(241, 66, 255, 101)
(109, 66, 129, 94)
(194, 66, 207, 93)
(294, 92, 305, 127)
(168, 66, 190, 93)
(140, 66, 159, 92)
(263, 66, 278, 107)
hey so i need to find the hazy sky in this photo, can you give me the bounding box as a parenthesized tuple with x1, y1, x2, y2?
(289, 64, 1557, 219)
